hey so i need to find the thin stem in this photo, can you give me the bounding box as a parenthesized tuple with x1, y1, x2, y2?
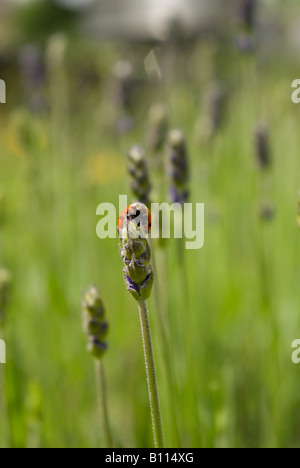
(151, 244, 182, 446)
(138, 299, 164, 448)
(95, 360, 113, 448)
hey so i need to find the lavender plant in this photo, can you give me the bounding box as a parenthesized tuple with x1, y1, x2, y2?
(167, 130, 194, 422)
(19, 44, 45, 90)
(254, 122, 274, 221)
(198, 83, 227, 143)
(168, 129, 189, 205)
(255, 122, 271, 171)
(18, 44, 48, 113)
(237, 0, 256, 30)
(253, 121, 274, 319)
(235, 0, 257, 53)
(147, 104, 169, 155)
(113, 60, 135, 111)
(82, 286, 112, 448)
(126, 150, 180, 442)
(207, 83, 227, 138)
(113, 60, 135, 134)
(127, 146, 152, 207)
(118, 203, 164, 448)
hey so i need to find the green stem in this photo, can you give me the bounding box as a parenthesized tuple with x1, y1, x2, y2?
(151, 245, 182, 446)
(138, 299, 164, 448)
(95, 360, 113, 448)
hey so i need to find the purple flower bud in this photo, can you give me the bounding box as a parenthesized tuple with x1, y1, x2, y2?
(235, 0, 257, 54)
(87, 337, 108, 360)
(123, 274, 140, 301)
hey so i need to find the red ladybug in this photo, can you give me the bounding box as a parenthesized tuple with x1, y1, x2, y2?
(118, 203, 151, 233)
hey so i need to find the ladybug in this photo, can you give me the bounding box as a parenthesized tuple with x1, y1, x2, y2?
(118, 203, 151, 234)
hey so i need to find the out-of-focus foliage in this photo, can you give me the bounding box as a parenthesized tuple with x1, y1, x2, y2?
(12, 0, 78, 43)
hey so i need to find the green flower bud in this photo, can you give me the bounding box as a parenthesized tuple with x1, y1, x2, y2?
(87, 337, 108, 360)
(125, 256, 151, 285)
(139, 271, 154, 301)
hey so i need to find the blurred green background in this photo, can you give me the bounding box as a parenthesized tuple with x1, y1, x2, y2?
(1, 0, 300, 448)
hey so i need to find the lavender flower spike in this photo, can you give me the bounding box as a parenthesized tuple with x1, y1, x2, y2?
(235, 0, 257, 52)
(117, 204, 163, 447)
(237, 0, 256, 31)
(82, 286, 109, 360)
(147, 103, 169, 153)
(168, 129, 190, 205)
(127, 146, 152, 207)
(255, 122, 271, 171)
(118, 204, 154, 301)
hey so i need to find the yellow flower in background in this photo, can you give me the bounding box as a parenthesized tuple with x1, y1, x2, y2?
(86, 152, 125, 184)
(4, 109, 48, 159)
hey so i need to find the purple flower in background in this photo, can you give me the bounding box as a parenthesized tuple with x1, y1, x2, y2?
(260, 202, 275, 222)
(235, 0, 257, 53)
(127, 145, 152, 207)
(255, 122, 271, 171)
(115, 115, 134, 135)
(19, 44, 45, 88)
(18, 44, 48, 113)
(113, 60, 136, 110)
(235, 34, 255, 53)
(146, 103, 169, 153)
(237, 0, 256, 30)
(168, 129, 189, 205)
(208, 83, 227, 134)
